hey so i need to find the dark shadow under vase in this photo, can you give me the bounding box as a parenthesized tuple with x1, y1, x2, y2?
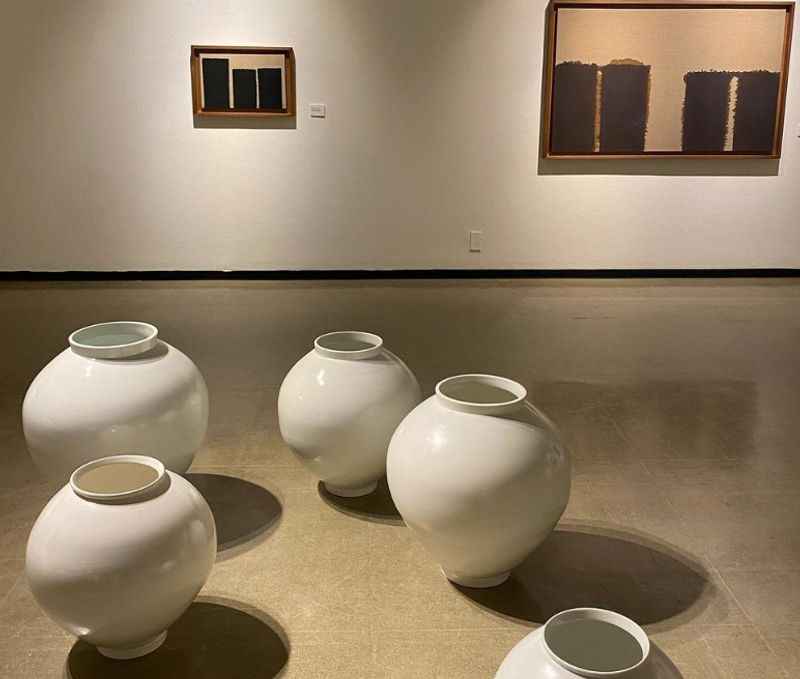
(318, 477, 403, 525)
(185, 473, 282, 559)
(644, 644, 686, 678)
(65, 598, 289, 679)
(453, 524, 712, 630)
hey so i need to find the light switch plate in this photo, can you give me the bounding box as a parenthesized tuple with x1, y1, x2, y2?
(468, 230, 483, 252)
(310, 103, 326, 118)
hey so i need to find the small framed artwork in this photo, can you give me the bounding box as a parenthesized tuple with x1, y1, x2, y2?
(542, 1, 794, 158)
(191, 45, 296, 117)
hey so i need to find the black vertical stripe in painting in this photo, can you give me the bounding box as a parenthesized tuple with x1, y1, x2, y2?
(551, 62, 598, 154)
(599, 63, 650, 153)
(733, 71, 780, 154)
(257, 68, 283, 110)
(233, 69, 257, 109)
(202, 58, 230, 110)
(682, 72, 732, 153)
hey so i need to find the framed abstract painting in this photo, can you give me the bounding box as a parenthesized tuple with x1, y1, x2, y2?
(191, 45, 296, 117)
(542, 1, 794, 158)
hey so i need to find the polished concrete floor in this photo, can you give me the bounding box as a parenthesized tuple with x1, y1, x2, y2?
(1, 278, 799, 678)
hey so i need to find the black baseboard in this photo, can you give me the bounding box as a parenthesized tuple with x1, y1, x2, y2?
(0, 268, 798, 281)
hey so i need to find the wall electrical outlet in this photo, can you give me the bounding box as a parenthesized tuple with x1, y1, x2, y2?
(468, 230, 483, 252)
(310, 103, 326, 118)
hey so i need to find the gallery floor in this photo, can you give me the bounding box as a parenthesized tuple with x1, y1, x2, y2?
(1, 278, 799, 678)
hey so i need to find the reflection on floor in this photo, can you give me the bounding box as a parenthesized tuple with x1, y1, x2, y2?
(1, 278, 799, 678)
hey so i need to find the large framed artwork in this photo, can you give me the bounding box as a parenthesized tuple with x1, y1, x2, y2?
(542, 1, 794, 158)
(191, 45, 296, 118)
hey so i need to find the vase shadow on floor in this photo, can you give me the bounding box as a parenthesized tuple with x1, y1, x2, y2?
(317, 478, 404, 525)
(453, 524, 712, 630)
(184, 473, 282, 560)
(642, 645, 685, 678)
(64, 598, 289, 679)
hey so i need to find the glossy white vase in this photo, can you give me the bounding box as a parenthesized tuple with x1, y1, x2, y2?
(23, 321, 209, 480)
(25, 455, 216, 659)
(495, 608, 651, 678)
(387, 374, 570, 587)
(278, 331, 421, 497)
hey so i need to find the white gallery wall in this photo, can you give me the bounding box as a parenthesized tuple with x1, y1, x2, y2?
(1, 0, 799, 271)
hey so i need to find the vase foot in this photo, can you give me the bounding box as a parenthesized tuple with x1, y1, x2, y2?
(442, 568, 510, 588)
(97, 631, 167, 659)
(324, 481, 378, 498)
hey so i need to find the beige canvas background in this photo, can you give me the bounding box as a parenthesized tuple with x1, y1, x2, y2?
(199, 53, 286, 109)
(555, 8, 787, 151)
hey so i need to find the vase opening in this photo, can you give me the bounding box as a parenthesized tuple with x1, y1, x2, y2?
(435, 374, 527, 415)
(70, 455, 166, 503)
(69, 321, 159, 359)
(543, 608, 650, 677)
(314, 331, 384, 360)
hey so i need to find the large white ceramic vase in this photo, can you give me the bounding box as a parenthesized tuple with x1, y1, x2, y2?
(25, 454, 217, 659)
(23, 321, 208, 479)
(278, 331, 421, 497)
(387, 374, 571, 587)
(495, 608, 651, 678)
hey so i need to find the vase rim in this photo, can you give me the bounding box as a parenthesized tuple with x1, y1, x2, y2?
(314, 330, 384, 360)
(542, 607, 650, 677)
(70, 455, 166, 504)
(435, 374, 527, 415)
(69, 321, 159, 359)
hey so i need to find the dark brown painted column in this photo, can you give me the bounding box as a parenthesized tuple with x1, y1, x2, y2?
(599, 63, 650, 153)
(682, 72, 732, 153)
(258, 68, 284, 110)
(201, 58, 230, 110)
(233, 69, 257, 109)
(551, 62, 599, 154)
(733, 71, 780, 154)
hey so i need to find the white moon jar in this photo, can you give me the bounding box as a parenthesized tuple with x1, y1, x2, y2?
(387, 374, 571, 587)
(495, 608, 651, 678)
(25, 455, 217, 659)
(23, 321, 209, 480)
(278, 331, 421, 497)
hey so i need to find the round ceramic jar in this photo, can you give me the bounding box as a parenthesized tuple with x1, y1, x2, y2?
(495, 608, 651, 678)
(278, 331, 421, 497)
(25, 455, 217, 659)
(387, 374, 571, 587)
(23, 321, 209, 479)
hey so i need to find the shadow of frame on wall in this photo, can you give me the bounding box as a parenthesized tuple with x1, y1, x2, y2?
(193, 115, 297, 130)
(537, 156, 779, 176)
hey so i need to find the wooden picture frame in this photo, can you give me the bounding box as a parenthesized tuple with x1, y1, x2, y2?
(191, 45, 296, 118)
(542, 1, 794, 159)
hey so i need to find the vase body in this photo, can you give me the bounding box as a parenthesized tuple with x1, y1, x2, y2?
(387, 374, 570, 587)
(23, 321, 209, 480)
(495, 608, 651, 678)
(25, 455, 217, 659)
(278, 331, 421, 497)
